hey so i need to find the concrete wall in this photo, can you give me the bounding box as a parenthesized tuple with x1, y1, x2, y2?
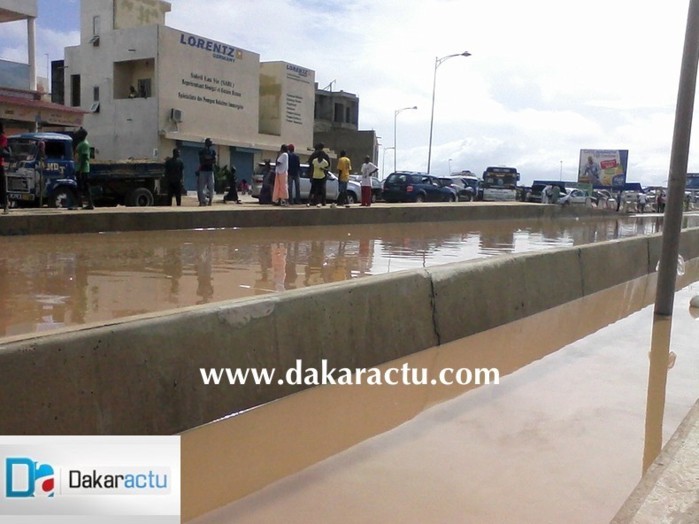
(0, 203, 609, 237)
(2, 226, 698, 435)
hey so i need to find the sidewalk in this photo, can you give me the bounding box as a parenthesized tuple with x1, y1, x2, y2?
(612, 399, 699, 523)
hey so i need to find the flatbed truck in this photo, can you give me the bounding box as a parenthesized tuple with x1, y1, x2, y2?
(5, 132, 168, 208)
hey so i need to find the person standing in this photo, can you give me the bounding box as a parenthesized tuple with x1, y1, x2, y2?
(360, 155, 378, 207)
(638, 192, 647, 213)
(307, 143, 330, 206)
(259, 160, 274, 204)
(550, 184, 560, 204)
(75, 128, 95, 209)
(164, 148, 184, 206)
(336, 150, 352, 208)
(287, 144, 301, 204)
(309, 152, 329, 207)
(0, 121, 8, 214)
(198, 138, 216, 206)
(273, 144, 290, 206)
(224, 164, 241, 204)
(541, 185, 551, 204)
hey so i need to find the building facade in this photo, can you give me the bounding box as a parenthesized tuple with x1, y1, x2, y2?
(0, 0, 84, 133)
(63, 0, 316, 188)
(313, 87, 378, 174)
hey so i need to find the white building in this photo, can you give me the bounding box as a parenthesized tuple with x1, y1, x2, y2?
(63, 0, 316, 188)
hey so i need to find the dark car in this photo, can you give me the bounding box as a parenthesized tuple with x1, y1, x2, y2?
(526, 183, 547, 203)
(382, 172, 456, 203)
(445, 175, 479, 201)
(349, 174, 383, 202)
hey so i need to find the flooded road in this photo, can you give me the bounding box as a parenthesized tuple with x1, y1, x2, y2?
(188, 263, 699, 524)
(0, 215, 695, 339)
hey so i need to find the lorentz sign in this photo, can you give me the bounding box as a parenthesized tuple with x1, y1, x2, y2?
(178, 32, 242, 63)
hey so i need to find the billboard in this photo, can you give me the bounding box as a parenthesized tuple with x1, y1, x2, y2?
(578, 149, 629, 188)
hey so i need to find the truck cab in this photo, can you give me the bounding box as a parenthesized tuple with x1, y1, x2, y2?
(6, 133, 80, 207)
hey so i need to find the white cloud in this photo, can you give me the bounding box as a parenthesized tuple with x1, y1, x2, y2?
(2, 0, 696, 185)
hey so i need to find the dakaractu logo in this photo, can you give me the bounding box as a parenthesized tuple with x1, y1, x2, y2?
(5, 457, 171, 498)
(5, 457, 55, 498)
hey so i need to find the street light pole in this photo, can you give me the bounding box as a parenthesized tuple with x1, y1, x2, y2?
(427, 51, 471, 174)
(393, 105, 417, 174)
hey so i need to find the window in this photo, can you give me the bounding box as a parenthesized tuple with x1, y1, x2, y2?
(345, 107, 351, 123)
(44, 141, 66, 159)
(70, 74, 81, 107)
(334, 103, 343, 123)
(137, 78, 152, 98)
(92, 15, 100, 36)
(93, 86, 99, 102)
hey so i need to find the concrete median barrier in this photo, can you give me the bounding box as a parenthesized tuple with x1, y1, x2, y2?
(1, 228, 698, 436)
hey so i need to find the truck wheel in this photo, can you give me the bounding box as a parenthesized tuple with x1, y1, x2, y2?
(126, 188, 154, 207)
(49, 188, 78, 208)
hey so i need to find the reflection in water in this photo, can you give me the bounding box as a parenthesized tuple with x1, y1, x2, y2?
(0, 215, 697, 339)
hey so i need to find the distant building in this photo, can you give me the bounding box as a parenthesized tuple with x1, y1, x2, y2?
(0, 0, 84, 133)
(60, 0, 316, 188)
(313, 86, 378, 174)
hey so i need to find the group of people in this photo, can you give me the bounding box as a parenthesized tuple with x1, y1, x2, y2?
(0, 125, 378, 210)
(163, 137, 244, 207)
(260, 142, 378, 208)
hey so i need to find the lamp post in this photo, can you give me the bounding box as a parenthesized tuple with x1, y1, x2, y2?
(448, 158, 453, 175)
(394, 105, 417, 174)
(427, 51, 471, 174)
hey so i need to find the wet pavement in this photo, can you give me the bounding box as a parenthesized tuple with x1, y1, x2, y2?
(189, 262, 699, 524)
(1, 214, 696, 339)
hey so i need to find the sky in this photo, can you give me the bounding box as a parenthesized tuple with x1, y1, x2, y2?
(0, 0, 696, 185)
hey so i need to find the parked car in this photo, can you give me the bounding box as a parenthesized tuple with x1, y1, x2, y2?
(382, 172, 457, 203)
(557, 188, 593, 207)
(251, 163, 360, 204)
(437, 177, 460, 201)
(446, 175, 479, 201)
(349, 174, 382, 202)
(526, 183, 548, 203)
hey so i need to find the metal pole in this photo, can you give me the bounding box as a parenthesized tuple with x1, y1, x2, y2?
(393, 110, 398, 175)
(643, 0, 699, 473)
(427, 51, 470, 174)
(427, 56, 439, 174)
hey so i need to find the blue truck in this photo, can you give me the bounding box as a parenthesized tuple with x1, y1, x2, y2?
(5, 132, 168, 208)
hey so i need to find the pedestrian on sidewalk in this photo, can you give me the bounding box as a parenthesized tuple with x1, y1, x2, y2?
(273, 144, 290, 206)
(360, 156, 378, 207)
(165, 148, 184, 206)
(336, 150, 352, 207)
(287, 144, 301, 204)
(197, 138, 216, 206)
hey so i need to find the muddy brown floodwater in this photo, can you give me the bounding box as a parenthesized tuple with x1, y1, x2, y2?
(0, 215, 695, 339)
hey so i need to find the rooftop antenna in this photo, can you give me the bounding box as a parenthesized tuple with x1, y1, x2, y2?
(322, 80, 336, 92)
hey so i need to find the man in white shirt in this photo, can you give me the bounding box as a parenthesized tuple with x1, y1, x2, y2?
(360, 156, 378, 207)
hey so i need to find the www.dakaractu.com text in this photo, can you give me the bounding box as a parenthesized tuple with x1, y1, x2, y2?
(200, 359, 500, 387)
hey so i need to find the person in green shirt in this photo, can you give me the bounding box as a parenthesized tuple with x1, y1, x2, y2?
(75, 128, 94, 209)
